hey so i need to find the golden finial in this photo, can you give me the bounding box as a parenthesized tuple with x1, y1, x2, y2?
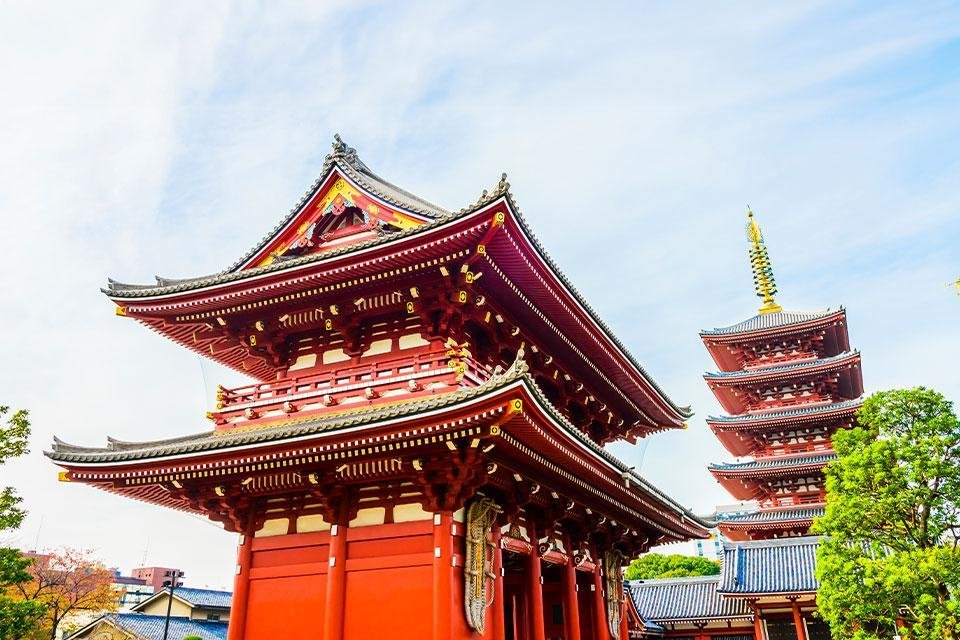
(746, 207, 782, 315)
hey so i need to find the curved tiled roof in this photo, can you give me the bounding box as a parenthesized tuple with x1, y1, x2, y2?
(715, 506, 825, 524)
(47, 358, 709, 533)
(704, 350, 859, 380)
(707, 398, 863, 425)
(709, 453, 836, 473)
(168, 587, 232, 609)
(700, 308, 842, 336)
(628, 576, 752, 622)
(100, 141, 691, 421)
(719, 536, 821, 594)
(67, 613, 227, 640)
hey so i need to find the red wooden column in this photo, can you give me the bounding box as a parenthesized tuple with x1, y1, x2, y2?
(526, 520, 547, 640)
(433, 511, 454, 640)
(322, 503, 349, 640)
(226, 532, 253, 640)
(561, 533, 581, 640)
(491, 527, 506, 640)
(619, 595, 629, 640)
(590, 544, 611, 640)
(791, 601, 807, 640)
(752, 605, 765, 640)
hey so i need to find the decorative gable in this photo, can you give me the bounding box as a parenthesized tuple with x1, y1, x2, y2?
(250, 171, 429, 268)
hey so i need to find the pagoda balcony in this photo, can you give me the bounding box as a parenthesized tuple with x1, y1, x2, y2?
(208, 348, 492, 430)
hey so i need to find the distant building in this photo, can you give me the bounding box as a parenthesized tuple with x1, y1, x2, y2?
(133, 587, 232, 622)
(65, 587, 231, 640)
(130, 567, 184, 592)
(110, 572, 153, 610)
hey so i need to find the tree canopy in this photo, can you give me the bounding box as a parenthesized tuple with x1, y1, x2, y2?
(0, 406, 46, 640)
(814, 387, 960, 640)
(624, 553, 720, 580)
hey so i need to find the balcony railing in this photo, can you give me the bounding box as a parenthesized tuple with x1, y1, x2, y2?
(208, 347, 492, 428)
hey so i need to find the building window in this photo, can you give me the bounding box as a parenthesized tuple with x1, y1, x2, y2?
(207, 614, 221, 621)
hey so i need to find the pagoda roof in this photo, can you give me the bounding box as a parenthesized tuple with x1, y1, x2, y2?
(704, 350, 859, 382)
(708, 453, 836, 476)
(47, 357, 708, 541)
(628, 576, 752, 624)
(700, 308, 843, 338)
(715, 505, 824, 525)
(707, 397, 863, 427)
(718, 536, 821, 596)
(100, 137, 691, 430)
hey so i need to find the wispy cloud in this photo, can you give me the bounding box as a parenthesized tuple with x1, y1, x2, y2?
(1, 1, 957, 585)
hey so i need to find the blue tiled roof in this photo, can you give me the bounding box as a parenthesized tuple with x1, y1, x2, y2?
(69, 613, 228, 640)
(704, 351, 858, 380)
(701, 309, 842, 336)
(173, 587, 233, 609)
(628, 576, 752, 622)
(716, 506, 825, 523)
(707, 398, 863, 425)
(719, 536, 821, 594)
(709, 453, 836, 472)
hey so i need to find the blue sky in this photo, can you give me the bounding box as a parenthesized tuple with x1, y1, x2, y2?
(1, 1, 958, 587)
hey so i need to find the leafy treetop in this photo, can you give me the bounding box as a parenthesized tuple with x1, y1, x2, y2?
(624, 553, 720, 581)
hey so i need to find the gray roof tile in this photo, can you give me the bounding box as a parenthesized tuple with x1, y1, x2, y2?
(629, 576, 752, 622)
(67, 613, 227, 640)
(715, 506, 825, 524)
(701, 309, 842, 336)
(707, 398, 863, 425)
(709, 453, 836, 472)
(719, 536, 821, 594)
(704, 350, 858, 380)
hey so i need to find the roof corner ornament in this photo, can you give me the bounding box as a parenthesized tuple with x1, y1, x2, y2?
(746, 207, 782, 315)
(330, 133, 358, 164)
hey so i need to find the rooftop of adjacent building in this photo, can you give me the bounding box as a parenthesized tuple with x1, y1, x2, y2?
(65, 613, 227, 640)
(629, 536, 822, 623)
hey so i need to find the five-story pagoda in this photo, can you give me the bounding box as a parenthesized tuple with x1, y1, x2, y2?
(48, 136, 707, 640)
(700, 210, 864, 541)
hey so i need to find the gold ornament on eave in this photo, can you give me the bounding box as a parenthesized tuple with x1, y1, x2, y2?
(746, 207, 782, 315)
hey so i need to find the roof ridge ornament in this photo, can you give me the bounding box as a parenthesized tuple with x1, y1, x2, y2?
(329, 133, 358, 164)
(745, 207, 782, 315)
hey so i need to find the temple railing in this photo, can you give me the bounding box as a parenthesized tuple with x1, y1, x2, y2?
(208, 348, 492, 428)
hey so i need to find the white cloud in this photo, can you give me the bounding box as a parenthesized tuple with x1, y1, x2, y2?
(1, 1, 958, 586)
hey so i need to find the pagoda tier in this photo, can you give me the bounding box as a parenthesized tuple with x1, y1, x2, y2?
(703, 349, 862, 415)
(700, 308, 851, 372)
(714, 506, 825, 541)
(700, 210, 864, 542)
(706, 397, 862, 458)
(104, 138, 689, 446)
(708, 453, 837, 503)
(51, 137, 706, 640)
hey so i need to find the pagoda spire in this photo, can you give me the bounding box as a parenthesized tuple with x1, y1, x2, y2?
(745, 207, 782, 315)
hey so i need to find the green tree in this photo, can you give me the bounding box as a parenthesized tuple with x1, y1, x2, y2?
(624, 553, 720, 580)
(813, 387, 960, 640)
(0, 406, 46, 640)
